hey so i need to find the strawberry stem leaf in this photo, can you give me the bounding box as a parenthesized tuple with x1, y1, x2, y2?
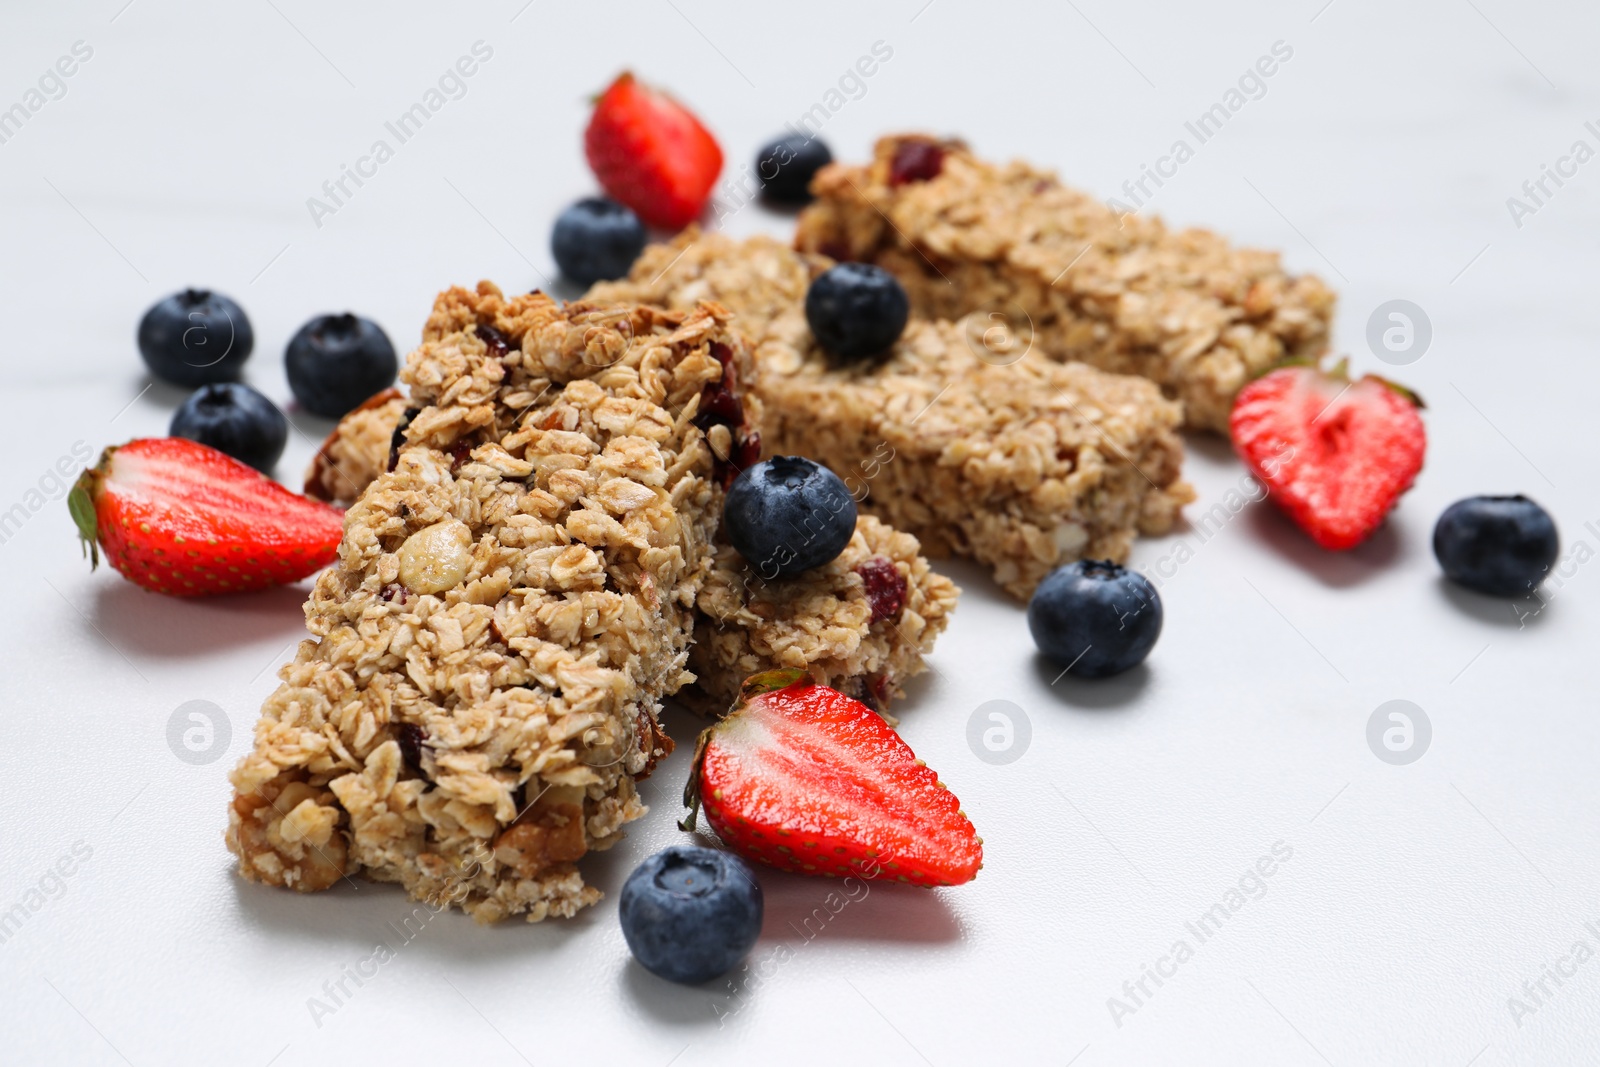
(1364, 373, 1426, 409)
(736, 667, 809, 703)
(678, 725, 714, 833)
(68, 475, 98, 569)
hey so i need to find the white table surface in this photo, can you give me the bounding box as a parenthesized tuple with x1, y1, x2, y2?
(5, 1, 1600, 1064)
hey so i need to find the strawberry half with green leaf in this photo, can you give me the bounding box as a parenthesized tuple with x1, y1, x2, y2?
(70, 437, 344, 596)
(585, 72, 723, 230)
(1231, 360, 1426, 550)
(682, 669, 982, 887)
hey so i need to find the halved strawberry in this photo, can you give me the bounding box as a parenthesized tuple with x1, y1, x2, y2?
(682, 669, 982, 887)
(69, 437, 344, 596)
(1231, 360, 1426, 550)
(584, 72, 723, 230)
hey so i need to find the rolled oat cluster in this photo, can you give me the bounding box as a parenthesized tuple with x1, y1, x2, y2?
(227, 285, 756, 921)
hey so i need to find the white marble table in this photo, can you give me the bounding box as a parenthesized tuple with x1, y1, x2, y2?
(4, 1, 1598, 1063)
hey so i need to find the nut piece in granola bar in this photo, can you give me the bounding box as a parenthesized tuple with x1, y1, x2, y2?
(793, 134, 1336, 432)
(227, 285, 756, 922)
(587, 231, 1195, 600)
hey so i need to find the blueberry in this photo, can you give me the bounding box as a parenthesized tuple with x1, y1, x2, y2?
(755, 133, 833, 205)
(169, 383, 288, 472)
(723, 456, 857, 579)
(551, 197, 647, 286)
(619, 846, 762, 985)
(137, 289, 253, 387)
(285, 313, 398, 419)
(1433, 495, 1559, 597)
(1028, 560, 1162, 679)
(805, 263, 908, 360)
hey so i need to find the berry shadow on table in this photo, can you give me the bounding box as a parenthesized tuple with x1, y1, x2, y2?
(136, 374, 199, 412)
(1029, 655, 1151, 710)
(620, 958, 731, 1025)
(88, 579, 312, 658)
(618, 862, 964, 1026)
(1434, 575, 1553, 630)
(1243, 500, 1407, 589)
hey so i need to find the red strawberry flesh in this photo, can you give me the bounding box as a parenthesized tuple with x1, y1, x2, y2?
(73, 438, 344, 596)
(693, 671, 982, 887)
(584, 72, 723, 230)
(1231, 366, 1425, 550)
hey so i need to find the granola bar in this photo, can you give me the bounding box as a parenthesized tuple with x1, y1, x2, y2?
(228, 285, 756, 922)
(305, 390, 958, 713)
(793, 135, 1336, 432)
(587, 232, 1195, 600)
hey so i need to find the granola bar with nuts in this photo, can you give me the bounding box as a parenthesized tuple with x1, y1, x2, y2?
(793, 135, 1336, 432)
(228, 285, 757, 922)
(587, 231, 1195, 600)
(306, 392, 958, 715)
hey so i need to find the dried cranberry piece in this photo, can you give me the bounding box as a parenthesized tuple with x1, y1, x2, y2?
(733, 430, 762, 472)
(695, 341, 757, 489)
(448, 440, 473, 472)
(888, 140, 946, 186)
(379, 582, 406, 602)
(693, 343, 744, 429)
(818, 240, 853, 263)
(397, 723, 428, 774)
(387, 407, 421, 472)
(698, 387, 743, 426)
(476, 323, 511, 358)
(868, 673, 894, 707)
(855, 556, 907, 624)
